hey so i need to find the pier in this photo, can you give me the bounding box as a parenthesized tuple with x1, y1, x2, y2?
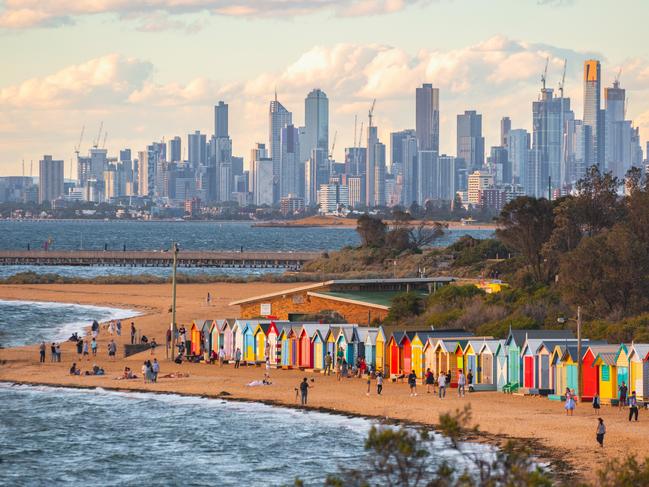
(0, 250, 322, 270)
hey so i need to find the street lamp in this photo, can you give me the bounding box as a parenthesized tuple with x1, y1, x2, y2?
(558, 305, 582, 400)
(170, 242, 179, 361)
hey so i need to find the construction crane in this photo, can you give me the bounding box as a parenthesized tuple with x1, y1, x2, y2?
(74, 125, 85, 157)
(368, 98, 376, 128)
(93, 121, 103, 149)
(615, 67, 622, 85)
(329, 130, 337, 159)
(353, 121, 364, 174)
(541, 56, 549, 90)
(102, 131, 108, 149)
(558, 58, 567, 98)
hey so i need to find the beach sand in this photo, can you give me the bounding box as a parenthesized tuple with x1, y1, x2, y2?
(0, 282, 645, 483)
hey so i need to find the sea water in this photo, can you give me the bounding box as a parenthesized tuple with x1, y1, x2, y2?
(0, 384, 496, 486)
(0, 300, 139, 347)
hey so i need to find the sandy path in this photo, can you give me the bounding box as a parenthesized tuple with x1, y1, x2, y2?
(0, 283, 645, 483)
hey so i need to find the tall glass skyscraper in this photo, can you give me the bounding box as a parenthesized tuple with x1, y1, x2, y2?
(304, 89, 329, 161)
(214, 101, 228, 138)
(415, 83, 440, 152)
(583, 60, 603, 167)
(269, 95, 293, 183)
(457, 110, 484, 171)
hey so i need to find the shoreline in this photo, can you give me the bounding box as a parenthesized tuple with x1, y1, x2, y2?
(0, 282, 645, 485)
(0, 379, 569, 483)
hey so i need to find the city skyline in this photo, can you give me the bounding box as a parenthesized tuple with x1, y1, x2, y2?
(2, 0, 649, 176)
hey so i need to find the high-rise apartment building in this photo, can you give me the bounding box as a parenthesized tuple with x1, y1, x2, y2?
(500, 117, 511, 147)
(467, 170, 494, 206)
(401, 134, 418, 206)
(269, 95, 293, 190)
(390, 129, 416, 173)
(583, 60, 603, 168)
(305, 148, 329, 206)
(304, 89, 328, 161)
(415, 83, 440, 152)
(457, 111, 485, 171)
(168, 136, 181, 163)
(188, 131, 207, 168)
(214, 101, 228, 138)
(280, 124, 301, 197)
(365, 126, 386, 207)
(508, 129, 530, 186)
(38, 155, 64, 204)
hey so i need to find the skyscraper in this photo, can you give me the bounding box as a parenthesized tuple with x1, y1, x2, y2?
(365, 126, 386, 207)
(583, 60, 603, 168)
(508, 129, 530, 186)
(280, 124, 301, 197)
(269, 94, 292, 183)
(188, 131, 207, 168)
(38, 155, 64, 204)
(168, 136, 181, 163)
(531, 87, 573, 196)
(401, 134, 418, 206)
(415, 83, 440, 152)
(304, 89, 329, 161)
(214, 101, 228, 138)
(305, 148, 329, 206)
(390, 129, 416, 173)
(500, 117, 511, 148)
(457, 111, 485, 171)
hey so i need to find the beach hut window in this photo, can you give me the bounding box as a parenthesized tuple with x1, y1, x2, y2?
(602, 365, 610, 382)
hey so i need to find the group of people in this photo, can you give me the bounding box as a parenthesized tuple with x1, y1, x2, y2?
(69, 362, 105, 376)
(107, 320, 122, 336)
(142, 359, 160, 383)
(39, 342, 62, 363)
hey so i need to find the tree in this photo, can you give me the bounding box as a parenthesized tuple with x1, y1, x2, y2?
(386, 292, 423, 324)
(356, 214, 387, 248)
(408, 221, 446, 250)
(496, 197, 555, 283)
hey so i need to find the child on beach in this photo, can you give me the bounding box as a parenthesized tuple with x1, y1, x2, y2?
(408, 371, 418, 397)
(596, 418, 605, 447)
(565, 389, 576, 416)
(376, 371, 383, 395)
(91, 338, 97, 356)
(592, 393, 601, 413)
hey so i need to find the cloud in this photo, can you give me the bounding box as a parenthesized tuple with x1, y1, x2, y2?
(2, 36, 648, 176)
(0, 0, 427, 29)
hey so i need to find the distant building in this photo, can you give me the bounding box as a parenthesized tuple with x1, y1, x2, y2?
(304, 89, 329, 160)
(214, 101, 229, 138)
(167, 136, 181, 163)
(269, 94, 292, 199)
(38, 155, 64, 204)
(280, 195, 305, 215)
(508, 129, 530, 186)
(500, 116, 511, 148)
(365, 126, 386, 207)
(305, 148, 329, 206)
(416, 83, 440, 152)
(457, 110, 485, 171)
(467, 170, 493, 206)
(280, 124, 301, 198)
(188, 131, 207, 169)
(344, 147, 366, 176)
(583, 59, 603, 168)
(343, 175, 364, 209)
(318, 183, 349, 214)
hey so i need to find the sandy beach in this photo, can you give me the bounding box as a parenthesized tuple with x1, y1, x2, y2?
(0, 282, 645, 483)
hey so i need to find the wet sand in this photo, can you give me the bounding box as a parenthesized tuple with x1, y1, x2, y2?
(0, 283, 645, 483)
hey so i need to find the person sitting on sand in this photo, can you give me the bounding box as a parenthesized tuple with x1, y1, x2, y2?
(69, 363, 80, 375)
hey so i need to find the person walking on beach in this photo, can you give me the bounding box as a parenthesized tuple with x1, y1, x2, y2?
(50, 343, 56, 362)
(39, 341, 46, 363)
(341, 359, 349, 378)
(91, 338, 97, 356)
(55, 343, 61, 362)
(596, 418, 606, 447)
(76, 338, 83, 359)
(206, 292, 211, 306)
(82, 340, 89, 361)
(619, 381, 628, 409)
(130, 322, 136, 345)
(151, 358, 159, 383)
(446, 370, 451, 388)
(438, 371, 446, 398)
(376, 371, 384, 395)
(107, 340, 117, 361)
(565, 389, 576, 416)
(218, 346, 225, 367)
(234, 348, 242, 368)
(108, 320, 115, 336)
(408, 370, 418, 397)
(458, 369, 466, 397)
(299, 377, 311, 406)
(629, 391, 639, 422)
(425, 368, 435, 394)
(91, 320, 100, 339)
(116, 320, 122, 336)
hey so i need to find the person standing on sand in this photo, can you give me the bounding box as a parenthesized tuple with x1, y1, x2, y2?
(458, 370, 466, 397)
(76, 338, 83, 359)
(91, 320, 99, 339)
(116, 320, 122, 336)
(91, 338, 97, 356)
(152, 358, 159, 383)
(107, 340, 117, 361)
(39, 341, 46, 363)
(438, 371, 446, 399)
(408, 370, 418, 397)
(142, 361, 149, 383)
(425, 368, 434, 394)
(299, 377, 311, 405)
(82, 340, 89, 361)
(324, 352, 332, 376)
(130, 322, 136, 345)
(376, 371, 383, 395)
(593, 393, 601, 413)
(565, 389, 576, 416)
(218, 346, 225, 367)
(619, 381, 628, 409)
(629, 391, 639, 422)
(55, 343, 61, 362)
(234, 348, 242, 368)
(50, 343, 56, 362)
(596, 418, 606, 447)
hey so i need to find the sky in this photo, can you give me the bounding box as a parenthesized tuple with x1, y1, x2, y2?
(1, 0, 649, 176)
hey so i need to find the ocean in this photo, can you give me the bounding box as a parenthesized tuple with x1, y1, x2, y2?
(0, 299, 139, 348)
(0, 383, 494, 486)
